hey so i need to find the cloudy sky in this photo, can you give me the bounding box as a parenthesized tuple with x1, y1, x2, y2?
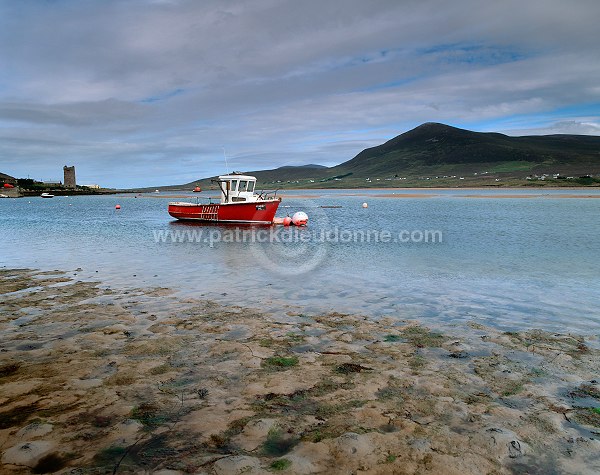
(1, 0, 599, 188)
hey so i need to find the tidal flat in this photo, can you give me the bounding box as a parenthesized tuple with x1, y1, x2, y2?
(1, 269, 599, 474)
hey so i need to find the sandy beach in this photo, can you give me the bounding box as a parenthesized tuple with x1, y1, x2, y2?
(1, 269, 599, 474)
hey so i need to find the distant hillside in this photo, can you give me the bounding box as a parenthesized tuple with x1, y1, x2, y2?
(0, 172, 17, 184)
(152, 164, 328, 191)
(199, 164, 326, 186)
(141, 123, 600, 190)
(330, 122, 600, 177)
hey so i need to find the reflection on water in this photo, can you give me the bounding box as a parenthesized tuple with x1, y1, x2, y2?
(1, 189, 600, 333)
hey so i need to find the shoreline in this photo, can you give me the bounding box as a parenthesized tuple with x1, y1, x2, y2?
(114, 188, 600, 201)
(1, 269, 599, 474)
(125, 185, 600, 194)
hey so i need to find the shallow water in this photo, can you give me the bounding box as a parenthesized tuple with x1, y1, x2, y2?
(1, 189, 600, 333)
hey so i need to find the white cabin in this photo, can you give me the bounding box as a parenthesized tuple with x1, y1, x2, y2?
(216, 175, 258, 204)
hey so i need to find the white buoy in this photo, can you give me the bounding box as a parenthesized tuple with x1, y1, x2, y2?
(292, 211, 308, 226)
(362, 202, 368, 208)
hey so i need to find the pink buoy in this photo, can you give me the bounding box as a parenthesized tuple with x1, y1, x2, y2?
(283, 216, 292, 226)
(115, 204, 121, 209)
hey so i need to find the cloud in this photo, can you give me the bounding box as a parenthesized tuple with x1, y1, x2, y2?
(0, 99, 148, 126)
(1, 0, 599, 187)
(502, 120, 600, 136)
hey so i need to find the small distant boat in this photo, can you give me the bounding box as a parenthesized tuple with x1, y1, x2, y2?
(169, 174, 280, 224)
(154, 189, 160, 193)
(193, 186, 202, 192)
(0, 194, 9, 198)
(41, 193, 55, 198)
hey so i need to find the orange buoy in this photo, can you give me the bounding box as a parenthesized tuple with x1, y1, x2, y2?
(283, 216, 292, 226)
(193, 186, 202, 192)
(115, 204, 121, 209)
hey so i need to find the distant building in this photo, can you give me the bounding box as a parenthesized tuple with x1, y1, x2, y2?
(82, 184, 100, 189)
(63, 165, 76, 189)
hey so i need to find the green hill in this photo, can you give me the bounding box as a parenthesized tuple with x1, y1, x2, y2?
(0, 172, 17, 184)
(331, 122, 600, 176)
(313, 122, 600, 187)
(144, 123, 600, 190)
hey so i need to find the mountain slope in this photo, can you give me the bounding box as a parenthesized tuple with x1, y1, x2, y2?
(329, 122, 600, 177)
(178, 164, 328, 190)
(1, 172, 17, 184)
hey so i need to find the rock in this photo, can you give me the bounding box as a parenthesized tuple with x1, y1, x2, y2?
(332, 432, 374, 458)
(213, 455, 266, 474)
(241, 357, 262, 369)
(339, 333, 353, 343)
(353, 407, 390, 429)
(480, 427, 529, 461)
(1, 441, 55, 467)
(1, 379, 42, 398)
(285, 441, 332, 474)
(508, 440, 523, 458)
(15, 423, 53, 439)
(232, 419, 277, 451)
(70, 378, 102, 389)
(102, 324, 129, 335)
(148, 323, 169, 333)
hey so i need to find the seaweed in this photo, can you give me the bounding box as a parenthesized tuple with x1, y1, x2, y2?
(0, 403, 38, 429)
(262, 356, 299, 369)
(262, 427, 298, 456)
(401, 326, 445, 348)
(0, 362, 20, 377)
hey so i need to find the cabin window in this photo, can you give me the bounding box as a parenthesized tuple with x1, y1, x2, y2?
(238, 180, 248, 192)
(248, 181, 255, 192)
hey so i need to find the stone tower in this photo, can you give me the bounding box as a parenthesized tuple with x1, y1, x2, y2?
(63, 165, 76, 189)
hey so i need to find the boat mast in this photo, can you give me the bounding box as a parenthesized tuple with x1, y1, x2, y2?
(222, 147, 230, 174)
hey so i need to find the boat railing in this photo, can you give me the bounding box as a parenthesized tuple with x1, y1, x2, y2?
(258, 189, 279, 200)
(193, 196, 219, 204)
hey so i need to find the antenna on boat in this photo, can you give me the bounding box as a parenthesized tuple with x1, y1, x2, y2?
(222, 147, 230, 174)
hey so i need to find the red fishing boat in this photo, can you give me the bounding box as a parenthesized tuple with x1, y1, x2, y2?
(168, 174, 281, 224)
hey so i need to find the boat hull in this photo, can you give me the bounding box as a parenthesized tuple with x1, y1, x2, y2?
(168, 199, 280, 224)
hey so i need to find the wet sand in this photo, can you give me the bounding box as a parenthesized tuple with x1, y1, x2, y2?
(351, 192, 600, 199)
(458, 194, 600, 199)
(372, 194, 436, 199)
(286, 191, 600, 200)
(1, 269, 599, 474)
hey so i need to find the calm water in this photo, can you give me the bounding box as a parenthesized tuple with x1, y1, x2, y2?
(2, 189, 600, 334)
